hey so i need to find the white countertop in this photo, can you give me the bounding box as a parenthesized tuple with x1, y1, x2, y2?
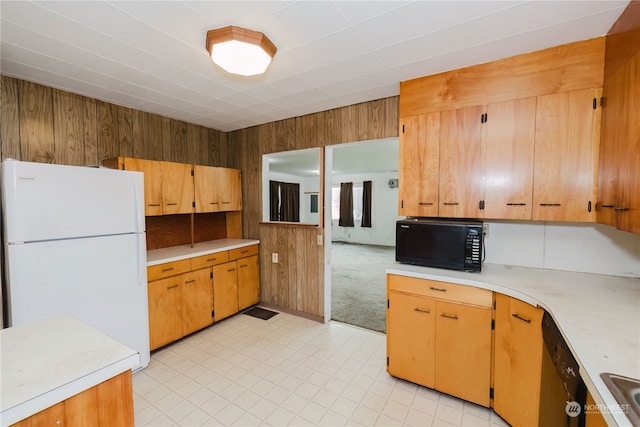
(386, 262, 640, 427)
(147, 239, 260, 266)
(0, 315, 139, 426)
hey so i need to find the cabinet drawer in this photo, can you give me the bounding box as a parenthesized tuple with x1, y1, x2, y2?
(190, 251, 230, 270)
(388, 274, 492, 308)
(229, 245, 259, 261)
(147, 259, 191, 282)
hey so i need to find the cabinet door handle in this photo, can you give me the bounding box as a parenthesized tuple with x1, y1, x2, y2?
(222, 201, 230, 204)
(506, 203, 527, 206)
(601, 205, 614, 208)
(241, 250, 249, 254)
(148, 203, 161, 207)
(429, 286, 447, 292)
(210, 202, 219, 205)
(239, 264, 248, 268)
(167, 285, 179, 290)
(440, 313, 458, 320)
(443, 202, 459, 206)
(614, 207, 630, 211)
(207, 257, 217, 262)
(227, 268, 236, 272)
(166, 202, 178, 206)
(512, 313, 531, 323)
(414, 308, 431, 314)
(539, 203, 561, 207)
(418, 202, 434, 206)
(184, 280, 196, 284)
(161, 267, 174, 272)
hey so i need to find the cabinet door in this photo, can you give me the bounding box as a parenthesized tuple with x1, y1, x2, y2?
(213, 261, 239, 321)
(435, 301, 491, 407)
(533, 88, 601, 222)
(398, 113, 440, 217)
(237, 255, 260, 310)
(439, 105, 486, 218)
(122, 158, 163, 216)
(161, 161, 193, 215)
(218, 167, 242, 211)
(194, 165, 219, 213)
(386, 291, 435, 389)
(148, 275, 183, 350)
(484, 98, 536, 220)
(182, 268, 213, 336)
(493, 294, 543, 427)
(12, 402, 65, 427)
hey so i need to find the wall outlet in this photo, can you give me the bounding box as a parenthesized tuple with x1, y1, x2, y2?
(483, 224, 489, 239)
(272, 252, 279, 263)
(317, 235, 323, 246)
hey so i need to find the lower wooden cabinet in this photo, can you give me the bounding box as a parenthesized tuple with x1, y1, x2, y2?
(493, 293, 544, 426)
(213, 261, 239, 322)
(238, 254, 260, 310)
(148, 274, 185, 350)
(148, 244, 260, 350)
(386, 275, 493, 407)
(12, 371, 134, 427)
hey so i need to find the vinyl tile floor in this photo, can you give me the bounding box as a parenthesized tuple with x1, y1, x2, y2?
(133, 309, 510, 427)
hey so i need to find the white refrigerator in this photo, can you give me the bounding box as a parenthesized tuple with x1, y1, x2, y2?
(1, 159, 150, 370)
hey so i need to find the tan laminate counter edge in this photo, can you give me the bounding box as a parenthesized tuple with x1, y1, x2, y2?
(386, 262, 640, 427)
(147, 239, 260, 266)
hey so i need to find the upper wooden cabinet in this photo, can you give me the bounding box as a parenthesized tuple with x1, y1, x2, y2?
(532, 88, 602, 222)
(161, 161, 194, 215)
(439, 105, 486, 218)
(194, 165, 242, 213)
(103, 157, 243, 217)
(597, 25, 640, 234)
(398, 112, 440, 217)
(484, 97, 536, 220)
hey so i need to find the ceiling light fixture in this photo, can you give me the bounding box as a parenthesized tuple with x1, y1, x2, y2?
(205, 26, 277, 77)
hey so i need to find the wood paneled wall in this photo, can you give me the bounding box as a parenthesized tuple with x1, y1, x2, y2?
(0, 76, 232, 167)
(230, 97, 399, 318)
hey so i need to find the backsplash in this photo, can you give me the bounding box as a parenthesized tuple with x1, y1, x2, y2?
(483, 221, 640, 278)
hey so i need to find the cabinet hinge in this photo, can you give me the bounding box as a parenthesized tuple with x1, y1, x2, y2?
(386, 357, 389, 366)
(211, 310, 215, 318)
(402, 124, 405, 133)
(387, 299, 390, 309)
(480, 113, 485, 124)
(593, 98, 597, 110)
(479, 200, 485, 210)
(491, 319, 495, 330)
(600, 97, 605, 107)
(191, 169, 194, 176)
(210, 272, 213, 279)
(490, 387, 494, 399)
(192, 201, 196, 208)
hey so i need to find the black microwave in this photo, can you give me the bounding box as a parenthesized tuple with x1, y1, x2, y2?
(395, 219, 483, 272)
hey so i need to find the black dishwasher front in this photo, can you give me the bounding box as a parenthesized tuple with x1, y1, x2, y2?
(539, 311, 587, 427)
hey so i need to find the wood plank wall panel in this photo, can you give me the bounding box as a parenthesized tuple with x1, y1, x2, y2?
(53, 89, 84, 166)
(238, 96, 399, 318)
(83, 98, 98, 166)
(0, 76, 229, 168)
(1, 76, 21, 160)
(19, 79, 54, 163)
(400, 37, 605, 118)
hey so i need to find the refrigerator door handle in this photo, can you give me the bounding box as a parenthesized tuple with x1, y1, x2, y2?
(136, 233, 148, 287)
(133, 173, 146, 232)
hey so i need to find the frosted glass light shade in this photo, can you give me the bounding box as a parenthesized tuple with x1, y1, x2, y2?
(206, 26, 276, 77)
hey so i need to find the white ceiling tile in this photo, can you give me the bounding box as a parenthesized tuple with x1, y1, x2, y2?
(0, 1, 47, 28)
(146, 2, 208, 46)
(108, 1, 174, 23)
(46, 1, 145, 39)
(31, 11, 118, 53)
(334, 1, 411, 25)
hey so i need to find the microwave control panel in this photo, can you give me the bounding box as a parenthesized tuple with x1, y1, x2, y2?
(464, 227, 482, 271)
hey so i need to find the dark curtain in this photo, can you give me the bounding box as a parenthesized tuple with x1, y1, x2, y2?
(270, 180, 300, 222)
(269, 180, 280, 221)
(362, 180, 372, 227)
(339, 182, 354, 227)
(281, 182, 300, 222)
